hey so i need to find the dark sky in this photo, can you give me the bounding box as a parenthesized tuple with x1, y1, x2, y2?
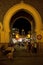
(12, 18, 31, 35)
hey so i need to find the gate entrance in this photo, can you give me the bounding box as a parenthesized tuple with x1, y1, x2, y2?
(10, 10, 35, 51)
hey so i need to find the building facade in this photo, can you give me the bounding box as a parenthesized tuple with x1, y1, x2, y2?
(0, 0, 43, 50)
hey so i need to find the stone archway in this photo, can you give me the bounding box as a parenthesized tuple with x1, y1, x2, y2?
(3, 2, 42, 43)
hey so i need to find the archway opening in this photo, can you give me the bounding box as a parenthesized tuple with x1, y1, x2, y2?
(10, 9, 35, 40)
(2, 3, 42, 54)
(3, 3, 42, 44)
(10, 9, 35, 51)
(12, 18, 31, 35)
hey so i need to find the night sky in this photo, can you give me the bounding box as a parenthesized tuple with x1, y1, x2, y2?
(12, 18, 31, 35)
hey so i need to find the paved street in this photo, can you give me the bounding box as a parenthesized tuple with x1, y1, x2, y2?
(0, 50, 43, 65)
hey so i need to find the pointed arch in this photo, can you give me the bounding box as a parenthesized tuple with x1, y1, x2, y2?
(3, 2, 42, 43)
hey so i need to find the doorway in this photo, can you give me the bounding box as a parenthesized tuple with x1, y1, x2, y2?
(9, 9, 34, 51)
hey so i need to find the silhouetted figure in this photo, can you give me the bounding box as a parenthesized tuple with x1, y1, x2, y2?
(34, 43, 37, 53)
(27, 42, 31, 52)
(31, 43, 37, 53)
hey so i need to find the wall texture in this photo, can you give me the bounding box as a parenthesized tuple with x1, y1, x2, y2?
(0, 0, 43, 23)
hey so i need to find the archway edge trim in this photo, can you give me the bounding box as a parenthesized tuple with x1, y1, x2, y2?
(3, 2, 42, 32)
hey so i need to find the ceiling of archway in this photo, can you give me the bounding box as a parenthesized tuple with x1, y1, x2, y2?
(10, 9, 35, 29)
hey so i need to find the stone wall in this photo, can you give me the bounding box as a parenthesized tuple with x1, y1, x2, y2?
(0, 0, 43, 23)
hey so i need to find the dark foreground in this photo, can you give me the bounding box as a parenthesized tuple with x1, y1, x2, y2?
(0, 50, 43, 65)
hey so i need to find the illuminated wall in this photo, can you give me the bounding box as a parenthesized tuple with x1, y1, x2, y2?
(0, 2, 43, 45)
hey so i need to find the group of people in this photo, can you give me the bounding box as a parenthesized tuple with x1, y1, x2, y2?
(0, 42, 38, 60)
(0, 44, 15, 60)
(27, 42, 38, 53)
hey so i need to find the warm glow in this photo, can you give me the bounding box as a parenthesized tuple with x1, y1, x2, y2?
(0, 2, 42, 43)
(12, 38, 17, 43)
(27, 34, 30, 38)
(16, 34, 19, 39)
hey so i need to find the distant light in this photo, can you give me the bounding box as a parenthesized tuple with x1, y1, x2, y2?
(27, 34, 30, 38)
(18, 38, 22, 42)
(16, 34, 19, 39)
(23, 38, 29, 42)
(12, 28, 15, 30)
(12, 33, 15, 35)
(12, 38, 17, 43)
